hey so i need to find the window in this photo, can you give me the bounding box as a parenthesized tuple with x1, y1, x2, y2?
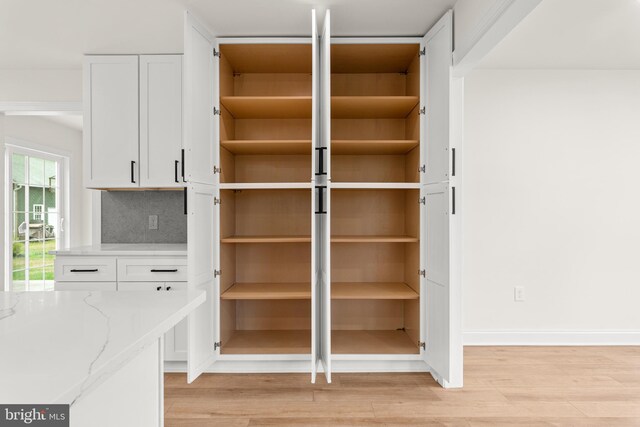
(5, 144, 67, 291)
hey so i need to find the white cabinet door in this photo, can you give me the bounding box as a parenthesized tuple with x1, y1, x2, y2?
(164, 282, 188, 361)
(84, 55, 139, 188)
(422, 11, 452, 185)
(184, 12, 218, 185)
(319, 9, 332, 384)
(422, 182, 461, 388)
(140, 55, 184, 188)
(310, 8, 319, 384)
(187, 183, 218, 382)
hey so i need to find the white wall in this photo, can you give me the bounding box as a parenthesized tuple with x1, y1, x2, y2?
(0, 69, 81, 102)
(2, 116, 91, 250)
(463, 70, 640, 342)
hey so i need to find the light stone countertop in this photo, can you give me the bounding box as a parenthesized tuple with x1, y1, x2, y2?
(50, 243, 187, 256)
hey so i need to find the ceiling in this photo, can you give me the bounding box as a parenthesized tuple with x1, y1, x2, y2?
(479, 0, 640, 69)
(43, 115, 83, 131)
(0, 0, 456, 69)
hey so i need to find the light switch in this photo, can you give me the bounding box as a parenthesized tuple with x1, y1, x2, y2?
(148, 215, 158, 230)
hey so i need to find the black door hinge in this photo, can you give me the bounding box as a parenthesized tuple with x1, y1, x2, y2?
(419, 269, 426, 277)
(213, 107, 221, 116)
(213, 166, 222, 174)
(419, 48, 426, 56)
(418, 165, 426, 173)
(419, 341, 426, 350)
(419, 197, 425, 205)
(418, 106, 426, 115)
(214, 341, 221, 350)
(214, 269, 222, 278)
(213, 48, 220, 58)
(213, 197, 221, 206)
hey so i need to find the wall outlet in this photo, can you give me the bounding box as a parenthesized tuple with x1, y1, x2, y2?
(514, 286, 525, 302)
(148, 215, 158, 230)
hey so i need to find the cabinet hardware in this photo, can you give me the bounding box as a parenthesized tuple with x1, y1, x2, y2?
(452, 148, 456, 177)
(150, 269, 178, 273)
(419, 197, 425, 205)
(174, 160, 179, 183)
(213, 166, 222, 174)
(183, 187, 187, 215)
(418, 106, 426, 115)
(315, 186, 327, 214)
(419, 269, 426, 277)
(213, 107, 221, 116)
(70, 269, 98, 273)
(156, 286, 162, 291)
(213, 48, 220, 58)
(181, 149, 186, 182)
(418, 165, 426, 173)
(214, 197, 221, 205)
(214, 341, 221, 350)
(419, 47, 426, 56)
(452, 187, 456, 215)
(419, 341, 426, 350)
(315, 147, 327, 176)
(166, 286, 172, 291)
(130, 160, 136, 183)
(214, 270, 222, 278)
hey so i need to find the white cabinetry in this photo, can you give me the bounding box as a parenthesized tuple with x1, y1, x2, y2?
(84, 55, 183, 189)
(54, 255, 188, 362)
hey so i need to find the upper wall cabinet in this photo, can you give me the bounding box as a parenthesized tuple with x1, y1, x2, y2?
(83, 55, 184, 189)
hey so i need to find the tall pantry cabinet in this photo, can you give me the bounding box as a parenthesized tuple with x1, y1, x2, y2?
(184, 9, 462, 388)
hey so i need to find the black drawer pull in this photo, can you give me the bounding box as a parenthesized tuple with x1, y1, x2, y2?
(150, 269, 178, 273)
(175, 160, 180, 183)
(131, 160, 136, 183)
(70, 269, 98, 273)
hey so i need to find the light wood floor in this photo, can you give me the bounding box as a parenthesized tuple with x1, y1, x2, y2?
(165, 346, 640, 426)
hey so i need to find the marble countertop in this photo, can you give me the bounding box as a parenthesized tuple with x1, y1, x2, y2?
(0, 290, 204, 404)
(50, 243, 187, 256)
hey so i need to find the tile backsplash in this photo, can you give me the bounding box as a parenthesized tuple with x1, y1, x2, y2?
(101, 191, 186, 243)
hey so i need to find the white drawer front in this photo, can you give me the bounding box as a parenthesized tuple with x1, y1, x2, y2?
(117, 258, 187, 282)
(164, 282, 187, 291)
(118, 281, 167, 291)
(55, 281, 117, 291)
(55, 257, 117, 282)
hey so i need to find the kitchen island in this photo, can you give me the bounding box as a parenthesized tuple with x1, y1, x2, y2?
(0, 290, 204, 427)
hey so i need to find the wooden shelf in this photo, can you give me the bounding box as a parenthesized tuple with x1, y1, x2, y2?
(331, 44, 420, 73)
(331, 235, 419, 243)
(222, 330, 311, 354)
(221, 96, 312, 119)
(222, 140, 312, 155)
(332, 330, 419, 354)
(330, 182, 421, 189)
(332, 96, 419, 119)
(221, 44, 312, 73)
(221, 235, 311, 243)
(222, 283, 311, 300)
(332, 282, 418, 300)
(332, 139, 419, 155)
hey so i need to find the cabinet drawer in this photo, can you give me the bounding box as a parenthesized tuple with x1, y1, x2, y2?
(55, 281, 117, 291)
(117, 258, 187, 282)
(55, 257, 117, 282)
(118, 281, 166, 291)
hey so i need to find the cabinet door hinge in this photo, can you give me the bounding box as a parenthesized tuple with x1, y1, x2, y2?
(214, 341, 221, 350)
(419, 341, 426, 350)
(419, 197, 425, 205)
(213, 48, 220, 58)
(418, 165, 426, 173)
(213, 197, 221, 206)
(213, 107, 221, 116)
(214, 269, 222, 277)
(213, 166, 222, 174)
(418, 106, 426, 115)
(419, 48, 426, 56)
(419, 269, 426, 277)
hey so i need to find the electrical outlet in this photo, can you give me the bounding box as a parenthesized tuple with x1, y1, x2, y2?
(148, 215, 158, 230)
(514, 286, 525, 302)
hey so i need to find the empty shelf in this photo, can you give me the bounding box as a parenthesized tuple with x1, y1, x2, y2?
(221, 235, 312, 243)
(331, 235, 419, 243)
(221, 96, 312, 118)
(221, 140, 312, 155)
(222, 283, 311, 300)
(332, 139, 419, 155)
(332, 96, 419, 119)
(332, 282, 418, 300)
(332, 330, 419, 354)
(221, 330, 311, 354)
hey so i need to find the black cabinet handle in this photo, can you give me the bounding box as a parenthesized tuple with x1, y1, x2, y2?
(452, 148, 456, 177)
(315, 186, 326, 214)
(166, 286, 172, 291)
(181, 149, 186, 182)
(150, 269, 178, 273)
(452, 187, 456, 215)
(315, 147, 327, 176)
(70, 269, 98, 273)
(183, 187, 187, 215)
(131, 161, 136, 183)
(156, 286, 162, 291)
(175, 160, 179, 183)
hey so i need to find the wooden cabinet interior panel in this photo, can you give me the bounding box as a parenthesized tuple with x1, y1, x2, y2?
(330, 44, 419, 73)
(234, 118, 312, 140)
(222, 140, 311, 155)
(220, 44, 312, 73)
(331, 96, 419, 119)
(332, 282, 418, 300)
(331, 330, 419, 354)
(332, 73, 408, 96)
(221, 330, 311, 354)
(234, 74, 312, 96)
(332, 140, 418, 155)
(221, 282, 311, 300)
(332, 155, 412, 182)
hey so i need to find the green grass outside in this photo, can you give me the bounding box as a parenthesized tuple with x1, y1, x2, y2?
(12, 239, 56, 280)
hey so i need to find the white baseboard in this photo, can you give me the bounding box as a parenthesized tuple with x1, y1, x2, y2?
(463, 330, 640, 346)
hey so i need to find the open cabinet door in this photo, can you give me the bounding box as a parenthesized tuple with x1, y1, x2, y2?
(184, 11, 218, 185)
(187, 183, 218, 383)
(319, 9, 332, 384)
(422, 10, 452, 185)
(310, 9, 319, 384)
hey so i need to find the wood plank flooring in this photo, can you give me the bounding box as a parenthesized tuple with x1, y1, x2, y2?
(165, 346, 640, 426)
